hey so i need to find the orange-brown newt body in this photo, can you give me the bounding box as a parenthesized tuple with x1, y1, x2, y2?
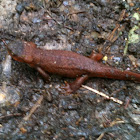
(7, 40, 140, 93)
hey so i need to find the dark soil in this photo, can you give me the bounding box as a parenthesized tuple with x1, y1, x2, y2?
(0, 0, 140, 139)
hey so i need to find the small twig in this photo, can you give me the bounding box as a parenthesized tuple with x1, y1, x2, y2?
(63, 25, 74, 31)
(13, 95, 44, 135)
(110, 86, 126, 96)
(119, 9, 126, 22)
(97, 119, 125, 140)
(0, 113, 22, 120)
(107, 24, 120, 41)
(23, 95, 43, 121)
(97, 118, 125, 140)
(45, 10, 60, 25)
(104, 9, 126, 52)
(96, 133, 105, 140)
(107, 24, 125, 43)
(82, 85, 123, 104)
(112, 25, 125, 42)
(1, 39, 8, 48)
(124, 97, 131, 109)
(107, 9, 126, 42)
(67, 11, 86, 16)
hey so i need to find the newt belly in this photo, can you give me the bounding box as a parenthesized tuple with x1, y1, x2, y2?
(6, 40, 140, 93)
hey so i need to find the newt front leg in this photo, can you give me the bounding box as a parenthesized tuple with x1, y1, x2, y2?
(36, 67, 51, 81)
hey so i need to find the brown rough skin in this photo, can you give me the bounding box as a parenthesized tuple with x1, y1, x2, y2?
(6, 40, 140, 93)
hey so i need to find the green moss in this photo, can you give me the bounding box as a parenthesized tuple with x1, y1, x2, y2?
(132, 13, 140, 21)
(128, 25, 139, 44)
(124, 12, 140, 55)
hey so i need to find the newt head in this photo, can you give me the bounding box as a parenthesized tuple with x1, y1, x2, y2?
(7, 40, 35, 63)
(7, 40, 25, 62)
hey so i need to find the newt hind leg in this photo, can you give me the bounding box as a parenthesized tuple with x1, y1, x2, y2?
(62, 75, 89, 93)
(89, 50, 103, 62)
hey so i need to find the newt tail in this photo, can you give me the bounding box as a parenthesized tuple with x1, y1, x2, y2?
(89, 62, 140, 82)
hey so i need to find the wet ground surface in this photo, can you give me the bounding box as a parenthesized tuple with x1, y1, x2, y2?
(0, 0, 140, 139)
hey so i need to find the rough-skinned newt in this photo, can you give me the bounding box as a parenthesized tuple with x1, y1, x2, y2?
(6, 40, 140, 93)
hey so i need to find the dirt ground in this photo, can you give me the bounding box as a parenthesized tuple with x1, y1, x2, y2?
(0, 0, 140, 139)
